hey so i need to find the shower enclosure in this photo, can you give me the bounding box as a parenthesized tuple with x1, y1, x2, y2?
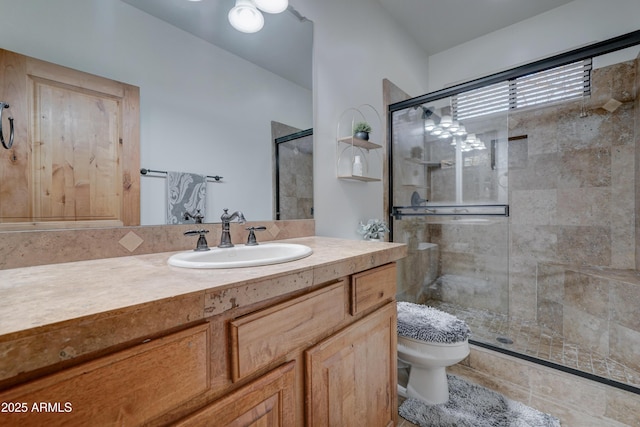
(388, 30, 640, 393)
(273, 127, 313, 220)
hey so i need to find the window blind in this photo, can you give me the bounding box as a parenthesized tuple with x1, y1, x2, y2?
(453, 59, 592, 120)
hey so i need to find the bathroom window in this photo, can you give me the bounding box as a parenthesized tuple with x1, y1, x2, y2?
(453, 59, 592, 120)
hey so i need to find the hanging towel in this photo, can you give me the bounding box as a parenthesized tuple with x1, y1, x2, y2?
(166, 171, 207, 224)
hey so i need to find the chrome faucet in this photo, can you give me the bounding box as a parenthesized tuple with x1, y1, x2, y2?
(219, 208, 246, 248)
(183, 209, 204, 224)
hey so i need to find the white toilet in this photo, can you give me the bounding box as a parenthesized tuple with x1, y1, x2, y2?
(397, 301, 471, 405)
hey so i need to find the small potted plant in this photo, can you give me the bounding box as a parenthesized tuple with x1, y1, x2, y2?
(353, 122, 372, 141)
(357, 219, 390, 241)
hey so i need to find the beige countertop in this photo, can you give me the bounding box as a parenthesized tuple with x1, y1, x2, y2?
(0, 236, 406, 341)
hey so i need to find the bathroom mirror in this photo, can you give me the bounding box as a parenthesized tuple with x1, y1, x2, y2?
(0, 0, 313, 229)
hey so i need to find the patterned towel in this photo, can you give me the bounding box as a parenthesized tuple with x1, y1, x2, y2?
(166, 171, 206, 224)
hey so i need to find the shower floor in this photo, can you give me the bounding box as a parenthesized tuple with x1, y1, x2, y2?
(426, 300, 640, 390)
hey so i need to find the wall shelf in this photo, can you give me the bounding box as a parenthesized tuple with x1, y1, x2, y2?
(336, 105, 382, 182)
(337, 136, 382, 151)
(337, 174, 381, 182)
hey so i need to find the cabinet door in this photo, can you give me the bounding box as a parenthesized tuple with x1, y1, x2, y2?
(175, 361, 296, 427)
(305, 302, 397, 427)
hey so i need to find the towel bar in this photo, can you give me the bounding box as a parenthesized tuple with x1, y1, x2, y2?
(140, 168, 223, 182)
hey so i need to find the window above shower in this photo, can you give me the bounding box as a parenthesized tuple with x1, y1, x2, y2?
(453, 59, 592, 120)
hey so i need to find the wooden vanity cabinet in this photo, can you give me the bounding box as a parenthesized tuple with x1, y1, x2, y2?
(193, 262, 398, 427)
(0, 262, 398, 427)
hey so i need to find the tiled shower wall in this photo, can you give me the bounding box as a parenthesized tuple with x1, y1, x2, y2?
(509, 57, 638, 321)
(537, 263, 640, 374)
(277, 136, 313, 220)
(271, 121, 313, 221)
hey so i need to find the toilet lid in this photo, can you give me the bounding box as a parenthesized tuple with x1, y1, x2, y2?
(397, 301, 471, 344)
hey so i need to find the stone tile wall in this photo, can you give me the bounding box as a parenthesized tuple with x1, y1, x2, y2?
(277, 136, 313, 220)
(508, 58, 638, 321)
(537, 263, 640, 374)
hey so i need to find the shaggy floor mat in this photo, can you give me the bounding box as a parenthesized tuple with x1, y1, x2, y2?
(399, 375, 561, 427)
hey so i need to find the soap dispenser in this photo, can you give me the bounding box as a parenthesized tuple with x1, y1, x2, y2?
(352, 155, 363, 176)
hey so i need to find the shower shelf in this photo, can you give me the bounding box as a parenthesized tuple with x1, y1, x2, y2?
(403, 158, 453, 168)
(336, 105, 382, 182)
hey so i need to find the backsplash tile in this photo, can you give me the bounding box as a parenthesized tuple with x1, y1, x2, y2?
(119, 231, 144, 252)
(0, 220, 314, 270)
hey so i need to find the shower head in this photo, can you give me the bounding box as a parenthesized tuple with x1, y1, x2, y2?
(413, 105, 433, 120)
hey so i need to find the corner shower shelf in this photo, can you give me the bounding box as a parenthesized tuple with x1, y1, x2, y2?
(336, 105, 382, 182)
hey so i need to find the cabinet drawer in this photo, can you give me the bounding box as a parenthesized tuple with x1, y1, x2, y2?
(351, 263, 397, 315)
(230, 280, 347, 382)
(0, 323, 210, 427)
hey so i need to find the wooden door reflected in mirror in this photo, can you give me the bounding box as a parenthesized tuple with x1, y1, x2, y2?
(0, 49, 139, 230)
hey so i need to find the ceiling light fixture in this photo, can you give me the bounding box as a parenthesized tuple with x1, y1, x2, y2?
(228, 0, 289, 33)
(253, 0, 288, 14)
(228, 0, 264, 34)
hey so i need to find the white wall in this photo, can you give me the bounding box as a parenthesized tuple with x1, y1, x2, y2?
(428, 0, 640, 91)
(292, 0, 430, 239)
(0, 0, 312, 224)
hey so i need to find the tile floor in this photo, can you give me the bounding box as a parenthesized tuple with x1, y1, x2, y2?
(427, 300, 640, 389)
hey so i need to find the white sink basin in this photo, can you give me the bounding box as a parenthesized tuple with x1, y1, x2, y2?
(168, 243, 313, 269)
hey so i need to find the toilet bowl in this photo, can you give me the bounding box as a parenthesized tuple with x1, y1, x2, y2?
(397, 302, 471, 405)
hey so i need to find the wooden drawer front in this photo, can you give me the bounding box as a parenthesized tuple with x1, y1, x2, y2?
(230, 280, 346, 382)
(175, 361, 296, 427)
(0, 323, 210, 427)
(351, 263, 397, 315)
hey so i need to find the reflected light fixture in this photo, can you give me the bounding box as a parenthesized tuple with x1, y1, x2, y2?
(424, 118, 435, 131)
(439, 115, 452, 128)
(228, 0, 264, 33)
(253, 0, 288, 14)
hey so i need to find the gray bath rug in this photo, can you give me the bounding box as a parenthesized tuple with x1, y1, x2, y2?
(399, 375, 561, 427)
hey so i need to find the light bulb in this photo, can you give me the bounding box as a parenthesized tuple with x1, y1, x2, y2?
(465, 133, 476, 144)
(439, 131, 452, 139)
(440, 115, 452, 128)
(253, 0, 288, 13)
(455, 124, 467, 136)
(424, 118, 435, 131)
(448, 120, 459, 133)
(229, 0, 264, 33)
(430, 127, 442, 136)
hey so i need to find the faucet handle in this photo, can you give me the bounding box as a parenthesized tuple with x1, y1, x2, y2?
(183, 209, 204, 224)
(245, 226, 267, 246)
(184, 229, 210, 251)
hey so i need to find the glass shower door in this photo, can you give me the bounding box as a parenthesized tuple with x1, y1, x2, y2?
(390, 95, 510, 347)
